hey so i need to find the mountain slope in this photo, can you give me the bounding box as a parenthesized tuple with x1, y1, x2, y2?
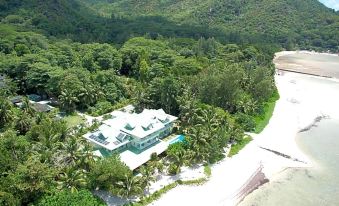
(0, 0, 111, 42)
(84, 0, 339, 50)
(1, 0, 338, 50)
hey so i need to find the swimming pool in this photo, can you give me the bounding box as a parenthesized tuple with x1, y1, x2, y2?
(169, 135, 185, 145)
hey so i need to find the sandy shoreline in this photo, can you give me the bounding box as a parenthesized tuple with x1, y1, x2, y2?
(275, 50, 338, 58)
(148, 52, 339, 206)
(274, 51, 339, 78)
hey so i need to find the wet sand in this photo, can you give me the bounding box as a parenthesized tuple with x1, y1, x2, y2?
(274, 51, 339, 78)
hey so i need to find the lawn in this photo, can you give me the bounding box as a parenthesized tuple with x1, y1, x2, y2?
(63, 114, 86, 128)
(253, 92, 280, 134)
(228, 136, 253, 157)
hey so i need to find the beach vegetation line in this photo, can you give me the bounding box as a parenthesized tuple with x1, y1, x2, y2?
(228, 136, 253, 157)
(129, 178, 208, 206)
(253, 91, 280, 133)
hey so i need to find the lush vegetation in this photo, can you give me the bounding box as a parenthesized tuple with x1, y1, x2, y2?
(228, 136, 253, 157)
(253, 92, 280, 133)
(0, 24, 277, 204)
(0, 0, 337, 205)
(0, 0, 338, 51)
(36, 189, 106, 206)
(204, 165, 212, 177)
(130, 177, 208, 206)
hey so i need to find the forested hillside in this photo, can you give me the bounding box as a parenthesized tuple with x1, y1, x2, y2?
(0, 0, 112, 42)
(83, 0, 339, 51)
(0, 0, 337, 205)
(1, 0, 338, 50)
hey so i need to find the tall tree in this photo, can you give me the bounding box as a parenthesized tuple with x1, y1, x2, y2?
(140, 165, 155, 194)
(6, 156, 56, 205)
(57, 169, 88, 193)
(59, 89, 79, 114)
(116, 174, 143, 198)
(58, 136, 85, 167)
(15, 112, 32, 135)
(0, 98, 14, 128)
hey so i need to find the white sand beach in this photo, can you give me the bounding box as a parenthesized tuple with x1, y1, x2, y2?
(149, 53, 339, 206)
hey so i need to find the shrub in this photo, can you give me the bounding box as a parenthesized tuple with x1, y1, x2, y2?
(253, 91, 280, 133)
(87, 101, 112, 116)
(180, 178, 207, 185)
(168, 163, 180, 175)
(102, 114, 112, 120)
(228, 136, 252, 157)
(130, 177, 208, 206)
(204, 165, 211, 177)
(235, 113, 256, 132)
(3, 15, 25, 24)
(36, 190, 105, 206)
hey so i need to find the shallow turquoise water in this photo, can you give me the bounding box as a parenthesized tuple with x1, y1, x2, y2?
(240, 119, 339, 206)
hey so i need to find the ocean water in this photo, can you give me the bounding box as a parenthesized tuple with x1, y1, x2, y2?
(240, 119, 339, 206)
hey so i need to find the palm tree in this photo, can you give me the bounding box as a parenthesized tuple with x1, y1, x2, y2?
(139, 165, 155, 194)
(77, 87, 91, 110)
(58, 136, 84, 166)
(177, 87, 198, 126)
(35, 112, 45, 124)
(31, 119, 63, 164)
(15, 112, 31, 135)
(55, 120, 69, 141)
(148, 153, 164, 174)
(0, 98, 13, 127)
(21, 97, 34, 116)
(59, 89, 78, 114)
(78, 84, 104, 109)
(168, 147, 188, 174)
(187, 126, 212, 164)
(78, 142, 95, 170)
(236, 94, 257, 114)
(57, 169, 88, 193)
(32, 140, 59, 165)
(116, 174, 143, 198)
(194, 108, 220, 133)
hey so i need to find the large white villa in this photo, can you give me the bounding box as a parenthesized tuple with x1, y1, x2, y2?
(83, 107, 180, 170)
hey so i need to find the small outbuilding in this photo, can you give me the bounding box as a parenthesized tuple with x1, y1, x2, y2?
(32, 103, 52, 113)
(28, 94, 42, 102)
(10, 96, 23, 104)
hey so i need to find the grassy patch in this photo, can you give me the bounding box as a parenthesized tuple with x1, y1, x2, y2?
(204, 165, 211, 177)
(228, 137, 252, 157)
(130, 178, 208, 206)
(63, 114, 86, 128)
(130, 182, 178, 206)
(180, 178, 207, 185)
(253, 92, 280, 134)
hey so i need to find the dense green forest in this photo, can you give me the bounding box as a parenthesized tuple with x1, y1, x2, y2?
(83, 0, 339, 50)
(0, 0, 338, 50)
(0, 0, 337, 205)
(0, 24, 276, 206)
